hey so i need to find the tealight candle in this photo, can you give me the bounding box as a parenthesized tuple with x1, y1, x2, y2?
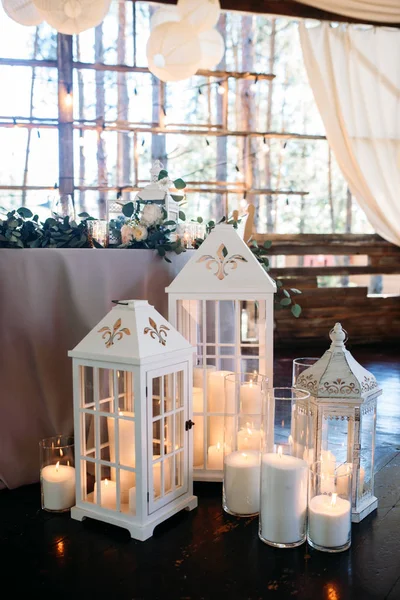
(224, 450, 260, 515)
(41, 461, 75, 511)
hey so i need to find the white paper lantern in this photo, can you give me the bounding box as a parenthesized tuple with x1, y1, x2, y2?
(150, 5, 180, 30)
(177, 0, 220, 33)
(147, 21, 201, 83)
(2, 0, 44, 26)
(35, 0, 111, 34)
(198, 27, 224, 70)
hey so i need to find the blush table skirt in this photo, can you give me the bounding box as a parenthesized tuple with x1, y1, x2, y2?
(0, 249, 192, 489)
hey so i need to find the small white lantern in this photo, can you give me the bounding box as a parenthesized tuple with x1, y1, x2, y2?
(167, 224, 276, 481)
(69, 299, 197, 541)
(135, 161, 182, 224)
(295, 323, 382, 523)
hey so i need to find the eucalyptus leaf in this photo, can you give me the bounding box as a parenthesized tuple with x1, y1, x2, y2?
(263, 240, 272, 249)
(173, 178, 186, 190)
(179, 211, 186, 222)
(291, 304, 302, 318)
(283, 289, 290, 298)
(290, 288, 302, 295)
(171, 194, 182, 202)
(158, 169, 168, 180)
(280, 298, 292, 306)
(17, 207, 33, 219)
(122, 202, 134, 218)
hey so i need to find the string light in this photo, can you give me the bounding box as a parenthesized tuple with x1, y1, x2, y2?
(262, 136, 270, 154)
(79, 134, 84, 148)
(250, 75, 258, 93)
(217, 82, 225, 95)
(64, 85, 73, 108)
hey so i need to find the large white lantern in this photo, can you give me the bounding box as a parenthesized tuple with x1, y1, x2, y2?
(198, 28, 225, 70)
(295, 323, 382, 523)
(167, 224, 276, 481)
(147, 21, 201, 83)
(177, 0, 221, 33)
(69, 299, 197, 540)
(150, 5, 180, 30)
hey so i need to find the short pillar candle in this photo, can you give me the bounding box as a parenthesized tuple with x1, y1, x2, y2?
(40, 435, 75, 512)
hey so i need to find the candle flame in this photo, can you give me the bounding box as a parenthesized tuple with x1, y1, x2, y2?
(216, 442, 221, 451)
(281, 420, 284, 427)
(67, 460, 70, 467)
(278, 446, 283, 458)
(60, 448, 64, 457)
(242, 453, 247, 459)
(55, 461, 60, 471)
(288, 435, 293, 445)
(247, 427, 252, 435)
(105, 478, 109, 487)
(249, 380, 253, 387)
(331, 493, 337, 507)
(119, 411, 124, 416)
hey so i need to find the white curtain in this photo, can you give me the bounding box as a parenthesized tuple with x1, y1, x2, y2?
(299, 22, 400, 245)
(298, 1, 400, 23)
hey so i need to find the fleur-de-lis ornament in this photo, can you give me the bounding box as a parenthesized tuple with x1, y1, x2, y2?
(197, 243, 247, 280)
(98, 318, 131, 348)
(144, 317, 169, 346)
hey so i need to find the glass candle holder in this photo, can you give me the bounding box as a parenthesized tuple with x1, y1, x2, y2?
(308, 461, 352, 553)
(222, 373, 267, 517)
(39, 435, 75, 512)
(259, 388, 310, 548)
(292, 357, 319, 386)
(87, 219, 109, 247)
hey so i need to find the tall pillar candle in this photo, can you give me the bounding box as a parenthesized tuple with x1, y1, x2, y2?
(41, 462, 75, 511)
(260, 450, 308, 546)
(223, 450, 260, 515)
(240, 381, 262, 415)
(208, 370, 234, 413)
(193, 365, 216, 388)
(308, 493, 351, 549)
(193, 387, 204, 467)
(107, 411, 136, 497)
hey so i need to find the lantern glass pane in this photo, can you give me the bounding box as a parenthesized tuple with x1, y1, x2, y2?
(177, 299, 202, 347)
(153, 420, 162, 458)
(219, 301, 235, 344)
(164, 456, 173, 495)
(175, 410, 184, 450)
(240, 300, 260, 344)
(84, 411, 95, 456)
(164, 414, 173, 455)
(360, 408, 375, 499)
(152, 376, 162, 418)
(175, 371, 184, 409)
(152, 460, 162, 500)
(117, 371, 134, 415)
(164, 374, 173, 413)
(99, 368, 114, 413)
(175, 451, 184, 490)
(81, 366, 94, 407)
(206, 301, 216, 343)
(321, 414, 353, 466)
(208, 416, 224, 448)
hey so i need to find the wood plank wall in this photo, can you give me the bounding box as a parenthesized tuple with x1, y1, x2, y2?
(253, 234, 400, 346)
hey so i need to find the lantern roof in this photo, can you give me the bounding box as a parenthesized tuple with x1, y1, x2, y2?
(295, 323, 382, 402)
(166, 224, 276, 295)
(69, 300, 193, 365)
(134, 160, 183, 203)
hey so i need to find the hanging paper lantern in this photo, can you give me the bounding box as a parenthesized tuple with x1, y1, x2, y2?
(177, 0, 220, 34)
(198, 27, 224, 70)
(150, 5, 180, 30)
(147, 21, 201, 83)
(2, 0, 44, 26)
(33, 0, 111, 34)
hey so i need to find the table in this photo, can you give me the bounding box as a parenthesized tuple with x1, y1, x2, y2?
(0, 249, 191, 490)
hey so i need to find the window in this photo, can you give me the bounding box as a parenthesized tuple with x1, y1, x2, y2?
(0, 1, 373, 234)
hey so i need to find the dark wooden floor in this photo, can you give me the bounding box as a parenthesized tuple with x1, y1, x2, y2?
(1, 346, 400, 600)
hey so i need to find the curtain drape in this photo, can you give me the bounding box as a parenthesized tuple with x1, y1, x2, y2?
(299, 22, 400, 246)
(298, 1, 400, 23)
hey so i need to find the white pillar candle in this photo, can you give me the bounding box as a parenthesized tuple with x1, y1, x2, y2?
(320, 450, 337, 493)
(240, 381, 262, 415)
(208, 370, 234, 413)
(193, 387, 204, 413)
(193, 365, 216, 388)
(107, 411, 136, 494)
(94, 478, 117, 509)
(209, 416, 224, 446)
(260, 450, 308, 545)
(224, 450, 260, 515)
(41, 462, 75, 511)
(237, 427, 262, 451)
(208, 442, 224, 470)
(308, 493, 351, 548)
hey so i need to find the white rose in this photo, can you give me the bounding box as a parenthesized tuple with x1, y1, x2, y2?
(132, 224, 148, 241)
(121, 224, 134, 245)
(141, 203, 163, 226)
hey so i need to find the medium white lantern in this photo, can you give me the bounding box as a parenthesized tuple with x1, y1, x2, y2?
(177, 0, 221, 33)
(69, 299, 197, 541)
(147, 21, 201, 83)
(167, 224, 276, 481)
(35, 0, 111, 34)
(150, 5, 180, 30)
(198, 28, 225, 70)
(295, 323, 382, 523)
(2, 0, 44, 26)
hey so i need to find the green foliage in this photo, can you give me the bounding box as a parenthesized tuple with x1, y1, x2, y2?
(0, 208, 94, 249)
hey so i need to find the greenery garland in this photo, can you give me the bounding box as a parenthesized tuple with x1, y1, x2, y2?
(0, 205, 301, 317)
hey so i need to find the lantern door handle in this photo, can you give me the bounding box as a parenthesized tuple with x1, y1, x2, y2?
(185, 420, 195, 431)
